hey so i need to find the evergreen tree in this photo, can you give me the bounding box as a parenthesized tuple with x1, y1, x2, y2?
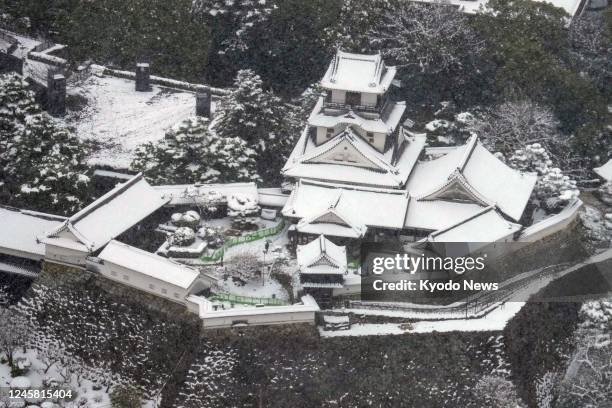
(212, 70, 301, 184)
(131, 116, 260, 185)
(0, 73, 90, 215)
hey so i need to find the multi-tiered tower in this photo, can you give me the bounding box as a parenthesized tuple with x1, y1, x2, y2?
(282, 51, 424, 190)
(282, 51, 536, 250)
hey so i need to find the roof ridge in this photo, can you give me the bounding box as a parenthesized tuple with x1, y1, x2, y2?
(70, 173, 144, 223)
(104, 240, 197, 270)
(456, 135, 478, 174)
(429, 205, 496, 238)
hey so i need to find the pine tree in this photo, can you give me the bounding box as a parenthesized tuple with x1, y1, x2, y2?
(0, 73, 91, 215)
(131, 116, 260, 185)
(212, 70, 301, 184)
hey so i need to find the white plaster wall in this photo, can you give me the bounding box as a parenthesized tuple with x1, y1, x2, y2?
(45, 244, 88, 267)
(99, 261, 189, 304)
(202, 310, 316, 329)
(352, 126, 386, 152)
(316, 125, 340, 145)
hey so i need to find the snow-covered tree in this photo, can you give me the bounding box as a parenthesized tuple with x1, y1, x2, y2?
(171, 210, 201, 228)
(509, 143, 579, 210)
(474, 375, 522, 408)
(131, 116, 260, 185)
(169, 226, 196, 247)
(0, 308, 31, 369)
(469, 100, 565, 157)
(369, 0, 483, 77)
(196, 224, 225, 249)
(212, 69, 301, 183)
(0, 73, 90, 215)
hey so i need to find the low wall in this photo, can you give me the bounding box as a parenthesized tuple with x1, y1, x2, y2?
(188, 295, 320, 329)
(518, 199, 583, 242)
(99, 66, 229, 96)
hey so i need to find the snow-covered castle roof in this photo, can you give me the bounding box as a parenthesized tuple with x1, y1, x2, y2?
(321, 51, 397, 94)
(283, 126, 426, 188)
(42, 173, 169, 252)
(594, 159, 612, 182)
(297, 235, 347, 275)
(98, 240, 201, 288)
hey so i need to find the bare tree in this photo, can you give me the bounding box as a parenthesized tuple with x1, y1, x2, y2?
(559, 343, 612, 407)
(369, 0, 484, 76)
(226, 252, 261, 282)
(474, 375, 524, 407)
(0, 307, 31, 368)
(469, 100, 566, 157)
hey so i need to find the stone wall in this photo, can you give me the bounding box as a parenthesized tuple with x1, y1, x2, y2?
(41, 261, 198, 322)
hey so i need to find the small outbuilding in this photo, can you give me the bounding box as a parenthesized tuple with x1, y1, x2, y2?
(297, 235, 347, 307)
(97, 240, 216, 304)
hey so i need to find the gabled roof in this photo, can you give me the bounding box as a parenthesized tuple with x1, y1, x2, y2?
(0, 206, 65, 260)
(98, 240, 201, 288)
(407, 135, 537, 221)
(297, 235, 347, 275)
(300, 128, 392, 172)
(403, 199, 487, 232)
(296, 192, 367, 238)
(282, 179, 410, 231)
(307, 96, 406, 134)
(594, 159, 612, 182)
(42, 174, 169, 252)
(283, 127, 426, 188)
(321, 51, 396, 94)
(427, 206, 522, 243)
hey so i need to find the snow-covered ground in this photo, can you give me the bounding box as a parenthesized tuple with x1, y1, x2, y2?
(0, 347, 113, 407)
(218, 274, 288, 301)
(66, 70, 209, 169)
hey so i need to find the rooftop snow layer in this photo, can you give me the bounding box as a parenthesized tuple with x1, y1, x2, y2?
(321, 51, 396, 94)
(154, 182, 258, 206)
(0, 207, 65, 260)
(594, 159, 612, 182)
(283, 127, 426, 188)
(43, 174, 169, 252)
(406, 135, 537, 221)
(283, 179, 410, 230)
(417, 0, 586, 17)
(297, 235, 347, 275)
(98, 240, 200, 288)
(428, 206, 521, 243)
(66, 72, 209, 169)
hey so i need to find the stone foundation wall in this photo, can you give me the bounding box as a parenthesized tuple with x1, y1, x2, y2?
(40, 261, 198, 322)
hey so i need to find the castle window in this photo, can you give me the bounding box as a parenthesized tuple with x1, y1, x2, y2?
(161, 288, 167, 295)
(123, 275, 129, 281)
(149, 284, 155, 290)
(367, 132, 374, 143)
(326, 128, 334, 138)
